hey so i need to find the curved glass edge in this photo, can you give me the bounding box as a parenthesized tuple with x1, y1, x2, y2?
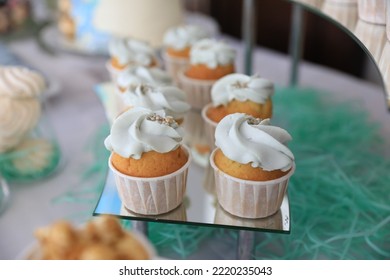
(288, 0, 390, 110)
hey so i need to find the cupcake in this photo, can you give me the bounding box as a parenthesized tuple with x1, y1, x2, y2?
(178, 38, 236, 109)
(113, 66, 173, 115)
(29, 215, 156, 260)
(357, 0, 386, 25)
(106, 37, 159, 82)
(116, 66, 172, 93)
(105, 107, 191, 215)
(162, 24, 209, 86)
(210, 113, 295, 218)
(202, 73, 274, 149)
(120, 84, 191, 124)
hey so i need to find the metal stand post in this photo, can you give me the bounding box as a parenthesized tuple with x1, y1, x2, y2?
(131, 220, 148, 236)
(289, 3, 305, 87)
(242, 0, 257, 75)
(0, 173, 10, 215)
(237, 231, 255, 260)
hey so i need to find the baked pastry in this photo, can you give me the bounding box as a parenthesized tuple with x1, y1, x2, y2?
(120, 84, 190, 124)
(162, 24, 209, 85)
(106, 37, 158, 82)
(31, 215, 155, 260)
(178, 38, 236, 109)
(105, 107, 191, 215)
(210, 113, 295, 218)
(202, 73, 274, 148)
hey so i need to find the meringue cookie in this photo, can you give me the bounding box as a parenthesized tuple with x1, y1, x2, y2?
(0, 66, 46, 98)
(0, 97, 41, 153)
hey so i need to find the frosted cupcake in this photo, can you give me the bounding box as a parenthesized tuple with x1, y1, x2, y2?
(113, 66, 173, 115)
(210, 113, 295, 218)
(162, 24, 209, 86)
(116, 66, 172, 92)
(105, 107, 191, 215)
(202, 73, 274, 149)
(106, 37, 159, 82)
(178, 38, 236, 109)
(120, 84, 191, 124)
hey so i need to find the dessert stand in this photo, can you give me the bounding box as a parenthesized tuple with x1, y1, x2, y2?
(93, 0, 390, 260)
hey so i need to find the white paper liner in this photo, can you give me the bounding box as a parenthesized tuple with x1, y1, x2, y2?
(214, 204, 283, 230)
(201, 103, 218, 150)
(162, 51, 189, 88)
(210, 149, 295, 219)
(120, 203, 187, 221)
(109, 146, 191, 215)
(327, 0, 356, 3)
(357, 0, 386, 24)
(177, 70, 216, 110)
(322, 1, 358, 32)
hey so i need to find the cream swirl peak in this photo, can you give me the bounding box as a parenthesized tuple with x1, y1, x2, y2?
(0, 66, 46, 98)
(190, 39, 236, 69)
(109, 37, 156, 67)
(122, 84, 191, 120)
(163, 24, 209, 50)
(104, 107, 184, 159)
(215, 113, 294, 171)
(211, 73, 274, 106)
(117, 67, 172, 90)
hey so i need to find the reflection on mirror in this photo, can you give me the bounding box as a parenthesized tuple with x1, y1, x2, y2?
(290, 0, 390, 108)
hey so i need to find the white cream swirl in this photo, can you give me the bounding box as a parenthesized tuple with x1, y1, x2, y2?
(0, 97, 41, 153)
(215, 113, 294, 171)
(122, 85, 191, 120)
(163, 24, 209, 50)
(117, 67, 172, 90)
(211, 73, 274, 106)
(104, 107, 184, 159)
(0, 66, 46, 98)
(108, 37, 156, 67)
(190, 39, 236, 69)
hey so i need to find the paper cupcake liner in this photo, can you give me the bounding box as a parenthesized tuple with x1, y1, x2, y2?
(210, 149, 295, 219)
(120, 203, 187, 221)
(387, 1, 390, 40)
(178, 70, 216, 110)
(357, 0, 386, 25)
(322, 1, 358, 32)
(201, 103, 218, 150)
(162, 52, 189, 88)
(214, 203, 283, 229)
(327, 0, 356, 4)
(109, 146, 191, 215)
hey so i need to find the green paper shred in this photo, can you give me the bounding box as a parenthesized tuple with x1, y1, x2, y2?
(55, 86, 390, 259)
